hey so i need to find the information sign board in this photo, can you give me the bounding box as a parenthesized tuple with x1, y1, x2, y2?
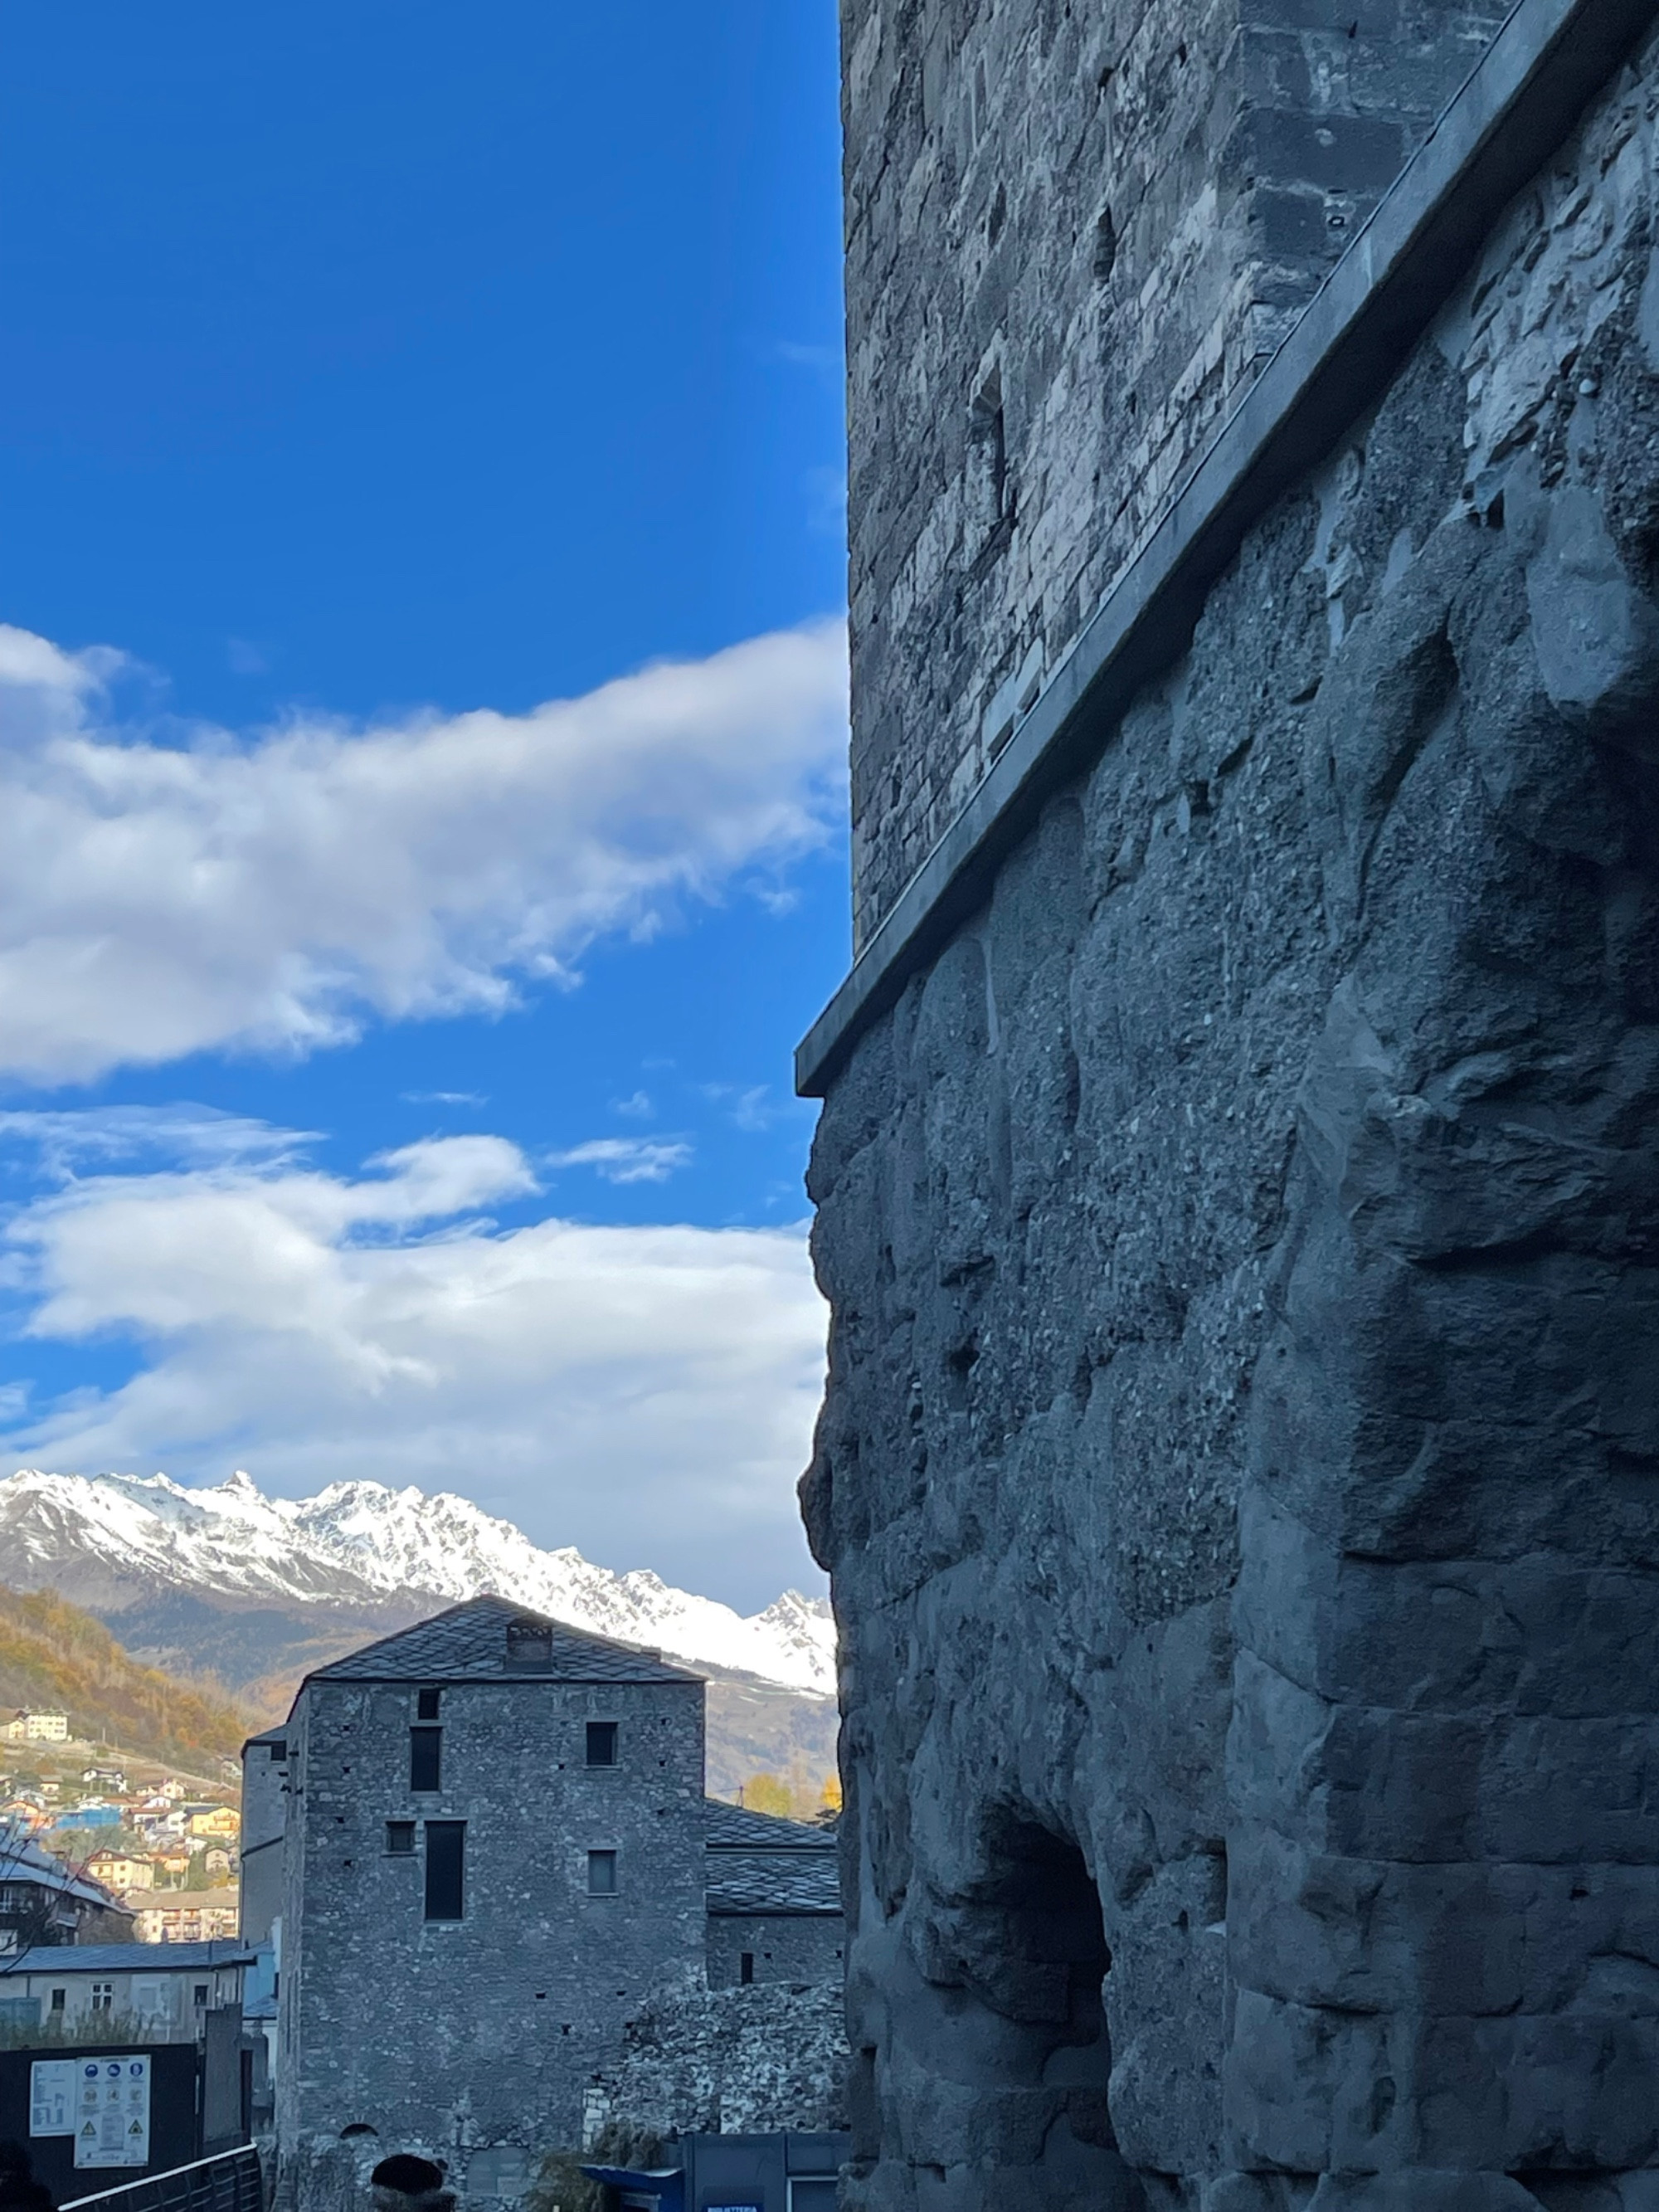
(28, 2059, 76, 2138)
(72, 2055, 151, 2170)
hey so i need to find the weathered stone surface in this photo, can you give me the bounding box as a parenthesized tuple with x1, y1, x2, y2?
(841, 0, 1507, 945)
(810, 20, 1659, 2207)
(581, 1981, 849, 2140)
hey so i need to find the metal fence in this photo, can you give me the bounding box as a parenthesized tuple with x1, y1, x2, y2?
(61, 2146, 263, 2212)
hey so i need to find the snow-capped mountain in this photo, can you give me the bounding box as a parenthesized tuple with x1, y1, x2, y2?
(0, 1468, 835, 1697)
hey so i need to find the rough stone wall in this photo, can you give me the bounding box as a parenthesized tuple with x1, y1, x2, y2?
(807, 25, 1659, 2208)
(275, 1675, 705, 2205)
(842, 0, 1506, 946)
(581, 1980, 849, 2141)
(240, 1732, 288, 1946)
(706, 1911, 847, 1988)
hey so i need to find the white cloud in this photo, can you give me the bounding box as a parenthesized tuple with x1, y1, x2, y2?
(546, 1137, 693, 1185)
(0, 616, 848, 1083)
(0, 1129, 827, 1603)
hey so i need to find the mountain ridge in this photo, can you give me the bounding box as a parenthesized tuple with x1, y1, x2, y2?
(0, 1468, 834, 1697)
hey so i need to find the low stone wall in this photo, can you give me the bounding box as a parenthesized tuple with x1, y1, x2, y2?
(581, 1981, 849, 2142)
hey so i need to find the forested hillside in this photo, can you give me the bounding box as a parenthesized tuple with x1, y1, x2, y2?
(0, 1585, 252, 1773)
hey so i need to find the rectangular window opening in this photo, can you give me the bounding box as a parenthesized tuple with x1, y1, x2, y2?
(90, 1983, 113, 2012)
(586, 1721, 618, 1768)
(739, 1951, 755, 1985)
(424, 1821, 465, 1921)
(386, 1820, 416, 1856)
(267, 1740, 286, 1762)
(409, 1726, 442, 1792)
(193, 1985, 209, 2006)
(49, 1989, 64, 2012)
(416, 1688, 441, 1721)
(586, 1849, 618, 1897)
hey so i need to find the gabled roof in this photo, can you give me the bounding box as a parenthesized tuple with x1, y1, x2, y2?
(0, 1832, 133, 1913)
(703, 1800, 837, 1851)
(299, 1593, 703, 1693)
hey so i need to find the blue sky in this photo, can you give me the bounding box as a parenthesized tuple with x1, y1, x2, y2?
(0, 3, 849, 1608)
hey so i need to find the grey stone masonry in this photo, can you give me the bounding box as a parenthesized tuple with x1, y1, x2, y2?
(272, 1597, 707, 2210)
(842, 0, 1508, 947)
(805, 6, 1659, 2206)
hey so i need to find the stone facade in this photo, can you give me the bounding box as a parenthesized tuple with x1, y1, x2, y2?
(261, 1597, 845, 2210)
(806, 7, 1659, 2206)
(841, 0, 1506, 945)
(272, 1600, 708, 2208)
(707, 1912, 846, 1990)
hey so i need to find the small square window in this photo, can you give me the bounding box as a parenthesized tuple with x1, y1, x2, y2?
(267, 1740, 286, 1762)
(50, 1989, 64, 2012)
(416, 1688, 440, 1721)
(386, 1821, 416, 1855)
(586, 1722, 618, 1767)
(586, 1849, 618, 1896)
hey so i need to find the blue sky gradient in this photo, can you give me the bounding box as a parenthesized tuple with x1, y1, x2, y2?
(0, 2, 849, 1605)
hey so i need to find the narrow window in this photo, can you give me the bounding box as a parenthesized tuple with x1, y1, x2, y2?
(416, 1688, 440, 1721)
(410, 1727, 442, 1792)
(586, 1849, 618, 1896)
(424, 1822, 465, 1921)
(586, 1722, 618, 1768)
(968, 372, 1009, 535)
(193, 1985, 208, 2006)
(386, 1821, 416, 1855)
(740, 1952, 755, 1985)
(50, 1989, 64, 2012)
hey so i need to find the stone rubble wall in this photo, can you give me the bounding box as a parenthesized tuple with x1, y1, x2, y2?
(807, 21, 1659, 2208)
(580, 1980, 849, 2142)
(841, 0, 1506, 947)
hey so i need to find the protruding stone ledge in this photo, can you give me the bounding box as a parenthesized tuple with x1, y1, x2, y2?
(795, 0, 1659, 1100)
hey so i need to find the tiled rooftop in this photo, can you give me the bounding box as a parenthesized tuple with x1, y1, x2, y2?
(703, 1801, 837, 1851)
(303, 1594, 704, 1690)
(706, 1850, 842, 1917)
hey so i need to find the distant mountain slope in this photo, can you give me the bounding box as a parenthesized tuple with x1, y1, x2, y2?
(0, 1469, 839, 1790)
(0, 1469, 835, 1693)
(0, 1584, 251, 1773)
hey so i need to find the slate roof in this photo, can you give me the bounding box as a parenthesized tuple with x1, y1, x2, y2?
(706, 1849, 842, 1917)
(301, 1593, 704, 1692)
(704, 1800, 837, 1851)
(0, 1832, 132, 1912)
(0, 1940, 255, 1976)
(703, 1797, 840, 1917)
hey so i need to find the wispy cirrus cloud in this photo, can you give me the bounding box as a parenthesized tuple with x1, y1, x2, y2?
(546, 1136, 693, 1185)
(0, 616, 847, 1084)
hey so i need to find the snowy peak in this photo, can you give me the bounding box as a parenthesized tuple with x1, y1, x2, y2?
(0, 1468, 836, 1696)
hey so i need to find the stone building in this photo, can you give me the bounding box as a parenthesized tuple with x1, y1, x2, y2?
(251, 1596, 842, 2207)
(798, 0, 1659, 2204)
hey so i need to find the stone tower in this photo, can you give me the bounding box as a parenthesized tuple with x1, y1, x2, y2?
(800, 0, 1659, 2200)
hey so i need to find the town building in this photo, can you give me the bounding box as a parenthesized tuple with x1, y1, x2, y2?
(0, 1830, 134, 1951)
(84, 1850, 153, 1894)
(187, 1806, 240, 1842)
(2, 1712, 70, 1745)
(251, 1595, 842, 2210)
(126, 1890, 241, 1945)
(0, 1938, 252, 2041)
